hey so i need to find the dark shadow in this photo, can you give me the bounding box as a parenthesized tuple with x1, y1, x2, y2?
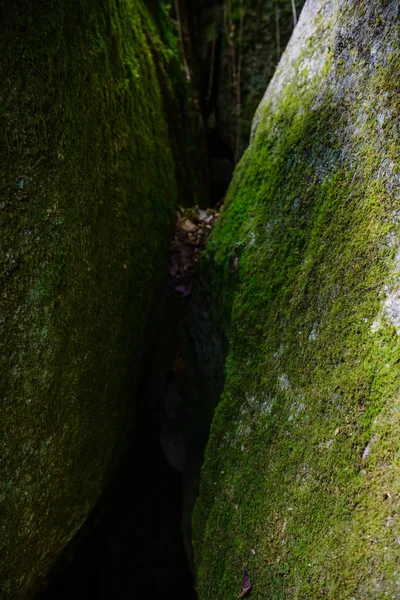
(38, 286, 196, 600)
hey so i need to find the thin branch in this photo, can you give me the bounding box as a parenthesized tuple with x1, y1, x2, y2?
(235, 1, 244, 162)
(226, 0, 234, 47)
(291, 0, 298, 26)
(274, 0, 281, 59)
(226, 0, 237, 154)
(227, 0, 236, 82)
(174, 0, 191, 81)
(207, 37, 217, 107)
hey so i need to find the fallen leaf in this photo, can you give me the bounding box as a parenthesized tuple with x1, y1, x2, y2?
(181, 219, 196, 232)
(238, 570, 252, 599)
(168, 205, 219, 297)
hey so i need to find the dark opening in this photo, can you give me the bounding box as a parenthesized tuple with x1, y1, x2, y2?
(204, 33, 235, 206)
(38, 287, 196, 600)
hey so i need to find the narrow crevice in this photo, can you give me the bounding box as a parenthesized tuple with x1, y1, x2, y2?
(37, 284, 197, 599)
(36, 6, 232, 597)
(204, 32, 235, 206)
(36, 195, 227, 599)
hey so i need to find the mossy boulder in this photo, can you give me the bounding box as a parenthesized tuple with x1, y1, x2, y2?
(0, 1, 198, 597)
(193, 0, 400, 597)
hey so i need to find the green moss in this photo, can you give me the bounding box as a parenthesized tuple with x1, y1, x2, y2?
(0, 1, 198, 597)
(193, 1, 400, 598)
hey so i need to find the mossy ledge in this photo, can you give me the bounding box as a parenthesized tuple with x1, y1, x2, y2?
(0, 1, 198, 597)
(193, 0, 400, 597)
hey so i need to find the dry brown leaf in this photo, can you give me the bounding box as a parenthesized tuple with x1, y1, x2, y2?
(181, 219, 196, 232)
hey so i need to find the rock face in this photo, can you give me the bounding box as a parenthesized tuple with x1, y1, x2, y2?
(0, 1, 199, 597)
(193, 0, 400, 597)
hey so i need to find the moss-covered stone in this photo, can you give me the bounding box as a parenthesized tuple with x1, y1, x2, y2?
(0, 1, 199, 597)
(193, 0, 400, 597)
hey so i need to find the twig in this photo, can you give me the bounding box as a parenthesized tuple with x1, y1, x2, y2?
(235, 1, 244, 162)
(225, 0, 237, 153)
(226, 0, 234, 48)
(275, 0, 281, 59)
(227, 0, 236, 80)
(174, 0, 191, 81)
(291, 0, 297, 26)
(206, 37, 217, 107)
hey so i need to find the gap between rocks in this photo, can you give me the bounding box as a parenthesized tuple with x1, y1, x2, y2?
(37, 201, 226, 600)
(37, 9, 233, 592)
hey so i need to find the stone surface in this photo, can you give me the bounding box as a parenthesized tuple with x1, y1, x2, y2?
(0, 2, 199, 597)
(193, 0, 400, 597)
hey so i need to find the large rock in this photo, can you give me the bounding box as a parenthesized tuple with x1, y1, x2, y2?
(0, 1, 199, 597)
(193, 0, 400, 597)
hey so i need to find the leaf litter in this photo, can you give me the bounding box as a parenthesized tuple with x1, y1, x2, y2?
(168, 205, 220, 297)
